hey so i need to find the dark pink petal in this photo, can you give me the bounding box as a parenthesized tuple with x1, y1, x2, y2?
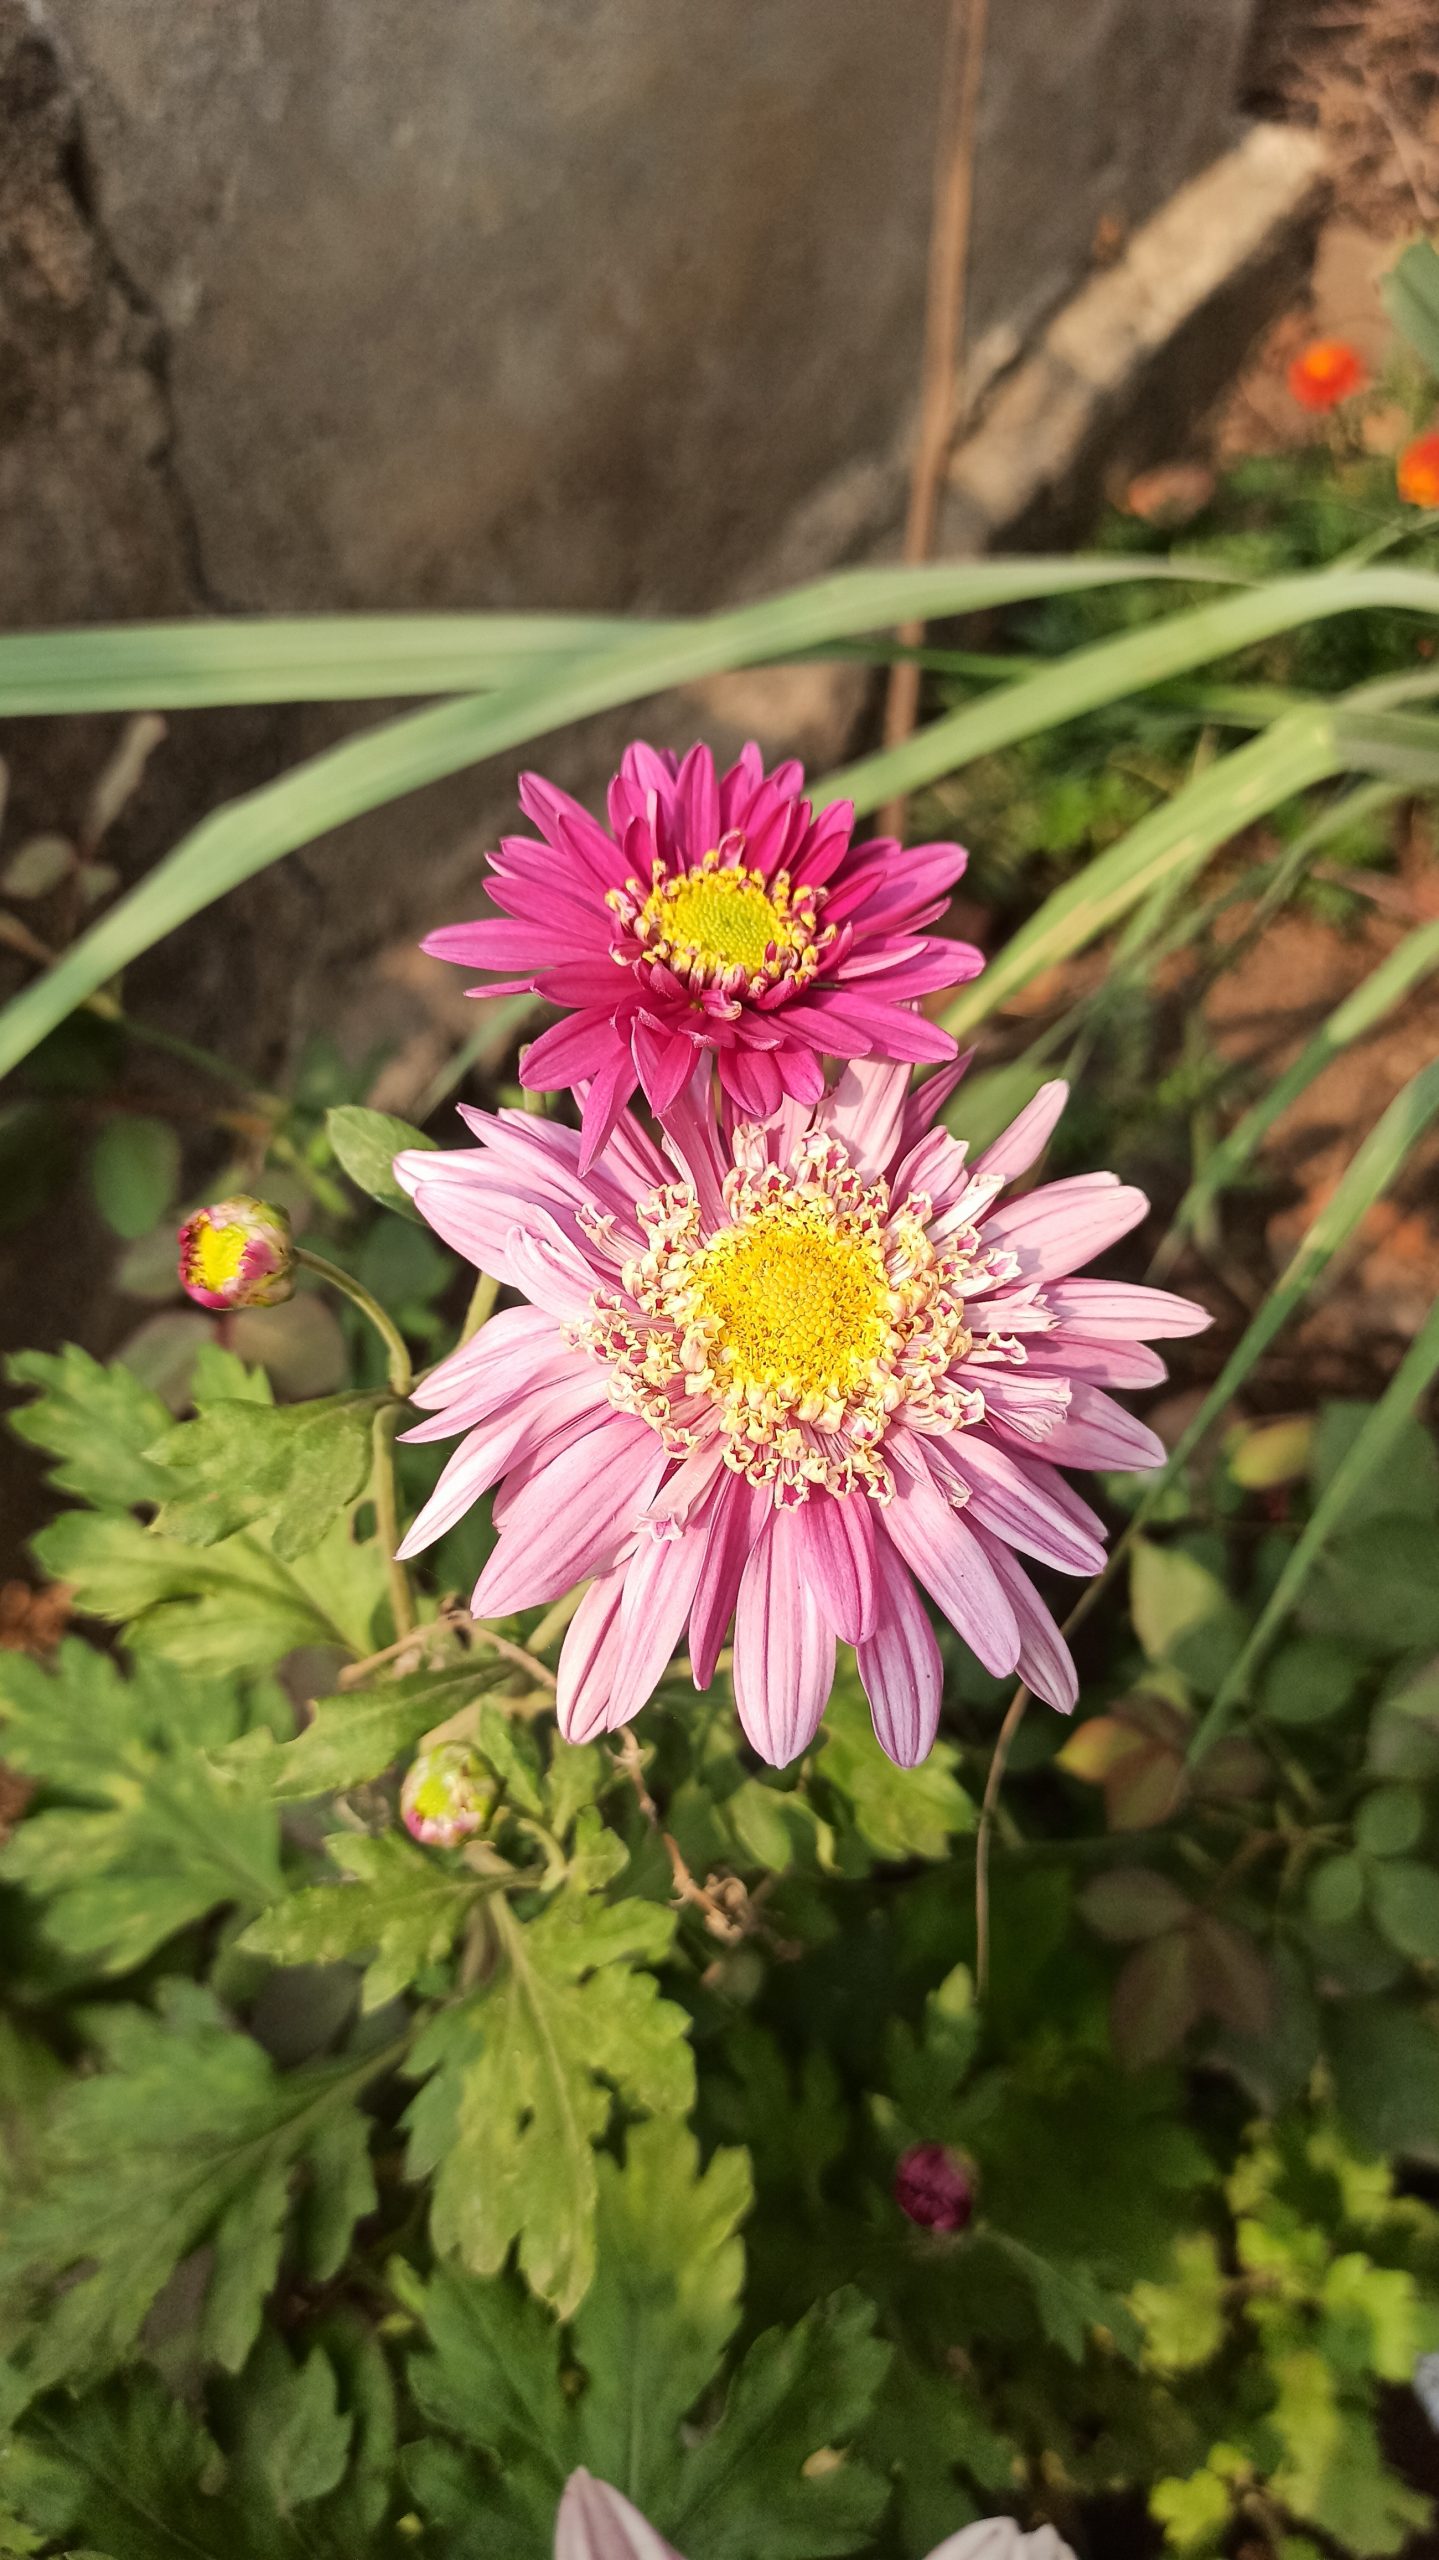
(471, 1414, 668, 1615)
(577, 1051, 642, 1174)
(1042, 1279, 1212, 1340)
(788, 798, 855, 887)
(515, 775, 629, 889)
(555, 1572, 628, 1743)
(523, 1010, 627, 1092)
(773, 1041, 826, 1106)
(982, 1175, 1149, 1282)
(793, 993, 956, 1064)
(422, 917, 593, 971)
(857, 1533, 943, 1766)
(554, 2470, 683, 2560)
(796, 1491, 878, 1643)
(632, 1015, 698, 1115)
(676, 741, 721, 855)
(658, 1065, 728, 1227)
(689, 1473, 764, 1686)
(974, 1081, 1069, 1184)
(898, 1050, 976, 1147)
(733, 1506, 836, 1766)
(883, 1437, 1020, 1677)
(719, 1045, 784, 1118)
(934, 1432, 1107, 1575)
(971, 1530, 1078, 1714)
(844, 943, 984, 998)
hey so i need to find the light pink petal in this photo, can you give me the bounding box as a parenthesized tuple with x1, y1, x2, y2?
(397, 1372, 610, 1556)
(607, 1510, 715, 1728)
(795, 1490, 879, 1644)
(968, 1369, 1071, 1449)
(410, 1302, 560, 1413)
(642, 1432, 727, 1530)
(1036, 1381, 1166, 1472)
(688, 1473, 764, 1687)
(974, 1081, 1069, 1184)
(555, 1571, 629, 1744)
(601, 1103, 671, 1196)
(883, 1435, 1020, 1677)
(925, 2520, 1077, 2560)
(471, 1414, 668, 1615)
(969, 1532, 1078, 1716)
(1042, 1279, 1212, 1340)
(733, 1506, 836, 1766)
(933, 1433, 1107, 1576)
(981, 1175, 1148, 1282)
(898, 1050, 975, 1147)
(1024, 1336, 1168, 1389)
(554, 2474, 683, 2560)
(814, 1058, 912, 1175)
(505, 1224, 602, 1324)
(857, 1533, 943, 1767)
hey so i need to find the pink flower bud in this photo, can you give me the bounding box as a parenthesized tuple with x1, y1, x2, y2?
(894, 2141, 976, 2234)
(401, 1742, 496, 1848)
(178, 1195, 294, 1311)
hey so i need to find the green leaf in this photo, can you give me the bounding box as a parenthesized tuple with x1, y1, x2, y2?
(6, 1347, 175, 1510)
(238, 1661, 511, 1800)
(1368, 1859, 1439, 1963)
(1327, 2001, 1439, 2163)
(1355, 1786, 1425, 1859)
(404, 1882, 693, 2317)
(1307, 1854, 1365, 1931)
(1257, 1636, 1364, 1728)
(326, 1105, 435, 1221)
(978, 2231, 1142, 2362)
(817, 1676, 974, 1866)
(401, 2258, 571, 2556)
(1381, 236, 1439, 375)
(221, 2331, 352, 2516)
(149, 1392, 380, 1562)
(0, 1982, 391, 2396)
(1369, 1660, 1439, 1780)
(241, 1830, 491, 2009)
(1269, 2346, 1429, 2552)
(0, 1642, 281, 1972)
(34, 1504, 387, 1674)
(2, 2377, 228, 2560)
(574, 2119, 752, 2514)
(1132, 2233, 1227, 2375)
(1130, 1542, 1245, 1695)
(90, 1117, 181, 1240)
(666, 2290, 890, 2560)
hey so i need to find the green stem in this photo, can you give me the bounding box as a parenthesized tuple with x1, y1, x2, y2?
(371, 1402, 416, 1641)
(295, 1246, 413, 1394)
(461, 1266, 500, 1343)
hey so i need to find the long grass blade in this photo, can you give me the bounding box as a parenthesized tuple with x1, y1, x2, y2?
(1191, 1289, 1439, 1758)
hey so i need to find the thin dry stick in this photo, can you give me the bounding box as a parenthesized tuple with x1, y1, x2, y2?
(878, 0, 989, 837)
(614, 1729, 748, 1943)
(974, 1679, 1030, 1996)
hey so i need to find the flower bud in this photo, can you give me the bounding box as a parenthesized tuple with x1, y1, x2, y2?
(178, 1195, 294, 1311)
(401, 1741, 497, 1848)
(893, 2141, 976, 2234)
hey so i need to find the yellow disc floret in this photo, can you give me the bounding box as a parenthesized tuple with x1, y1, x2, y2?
(642, 869, 788, 974)
(689, 1203, 889, 1402)
(194, 1219, 248, 1296)
(610, 847, 832, 997)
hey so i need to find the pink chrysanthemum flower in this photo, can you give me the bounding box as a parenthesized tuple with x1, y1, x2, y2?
(554, 2468, 1078, 2560)
(422, 742, 982, 1165)
(395, 1063, 1207, 1767)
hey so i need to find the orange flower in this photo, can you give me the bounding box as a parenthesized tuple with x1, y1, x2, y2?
(1398, 430, 1439, 508)
(1286, 337, 1369, 411)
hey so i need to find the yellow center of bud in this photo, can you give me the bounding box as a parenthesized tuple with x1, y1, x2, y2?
(194, 1218, 248, 1295)
(690, 1201, 889, 1401)
(639, 866, 789, 973)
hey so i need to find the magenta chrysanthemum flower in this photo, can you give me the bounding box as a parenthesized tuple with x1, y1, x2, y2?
(395, 1062, 1207, 1767)
(422, 741, 982, 1165)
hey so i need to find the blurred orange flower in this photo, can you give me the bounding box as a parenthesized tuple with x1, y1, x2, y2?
(1286, 338, 1369, 411)
(1398, 430, 1439, 508)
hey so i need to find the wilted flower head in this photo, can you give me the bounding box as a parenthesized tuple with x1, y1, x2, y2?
(1398, 430, 1439, 509)
(178, 1195, 293, 1311)
(396, 1060, 1207, 1766)
(400, 1741, 495, 1847)
(422, 741, 982, 1166)
(1286, 337, 1368, 412)
(553, 2469, 1075, 2560)
(894, 2139, 976, 2233)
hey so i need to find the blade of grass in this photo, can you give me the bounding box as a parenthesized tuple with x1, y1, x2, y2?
(1191, 1289, 1439, 1759)
(1159, 917, 1439, 1264)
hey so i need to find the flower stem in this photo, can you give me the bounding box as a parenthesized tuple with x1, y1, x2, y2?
(295, 1246, 413, 1395)
(371, 1402, 416, 1641)
(460, 1267, 500, 1344)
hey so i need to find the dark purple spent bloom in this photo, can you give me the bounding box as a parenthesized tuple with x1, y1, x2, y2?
(894, 2141, 975, 2233)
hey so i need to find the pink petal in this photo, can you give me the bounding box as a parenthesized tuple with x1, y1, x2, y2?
(814, 1058, 912, 1175)
(410, 1303, 561, 1414)
(607, 1510, 714, 1727)
(970, 1531, 1078, 1715)
(933, 1433, 1107, 1576)
(719, 1045, 784, 1118)
(577, 1051, 643, 1174)
(982, 1176, 1148, 1282)
(554, 2472, 683, 2560)
(555, 1570, 628, 1744)
(732, 1505, 836, 1766)
(856, 1533, 943, 1767)
(1042, 1279, 1212, 1340)
(1036, 1381, 1167, 1472)
(633, 1015, 697, 1116)
(1024, 1336, 1168, 1389)
(398, 1372, 610, 1557)
(688, 1473, 764, 1686)
(898, 1050, 976, 1147)
(676, 742, 721, 855)
(974, 1081, 1069, 1184)
(523, 1011, 628, 1092)
(795, 1492, 878, 1644)
(422, 917, 596, 971)
(658, 1065, 728, 1228)
(470, 1414, 668, 1615)
(883, 1436, 1020, 1677)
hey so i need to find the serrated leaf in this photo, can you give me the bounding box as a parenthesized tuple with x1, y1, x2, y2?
(401, 2258, 570, 2556)
(665, 2289, 890, 2559)
(575, 2119, 752, 2513)
(150, 1393, 380, 1562)
(90, 1117, 181, 1240)
(0, 1983, 389, 2397)
(404, 1883, 693, 2317)
(817, 1678, 974, 1866)
(34, 1504, 387, 1675)
(326, 1105, 435, 1221)
(6, 1347, 175, 1510)
(239, 1661, 510, 1800)
(1079, 1868, 1193, 1943)
(0, 1642, 281, 1972)
(1131, 2232, 1227, 2375)
(221, 2331, 353, 2516)
(975, 2232, 1141, 2363)
(241, 1830, 491, 2009)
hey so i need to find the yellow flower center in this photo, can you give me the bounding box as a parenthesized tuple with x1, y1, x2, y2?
(194, 1218, 247, 1294)
(640, 866, 788, 974)
(689, 1200, 891, 1401)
